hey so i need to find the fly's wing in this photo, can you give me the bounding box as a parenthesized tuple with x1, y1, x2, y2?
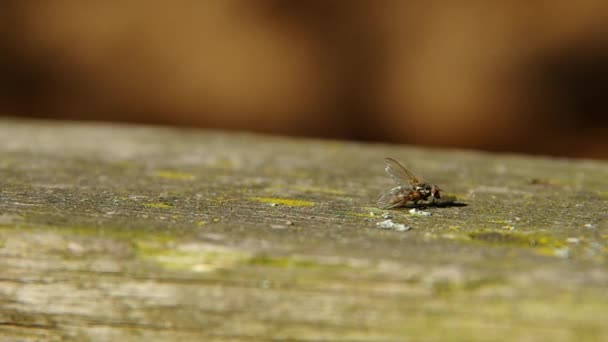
(384, 158, 420, 185)
(377, 186, 407, 209)
(377, 186, 423, 209)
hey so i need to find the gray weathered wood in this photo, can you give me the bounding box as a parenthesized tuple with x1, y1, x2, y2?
(0, 118, 607, 341)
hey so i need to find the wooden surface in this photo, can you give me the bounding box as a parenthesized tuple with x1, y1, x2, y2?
(0, 119, 607, 341)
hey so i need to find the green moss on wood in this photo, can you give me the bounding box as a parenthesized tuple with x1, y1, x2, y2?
(0, 119, 607, 341)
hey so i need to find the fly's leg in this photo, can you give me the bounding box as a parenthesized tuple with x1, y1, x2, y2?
(413, 200, 428, 209)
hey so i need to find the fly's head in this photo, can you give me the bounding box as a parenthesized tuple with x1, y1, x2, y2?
(431, 185, 441, 200)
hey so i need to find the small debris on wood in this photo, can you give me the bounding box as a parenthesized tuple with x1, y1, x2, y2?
(566, 237, 580, 244)
(553, 248, 571, 259)
(376, 219, 411, 232)
(409, 208, 432, 217)
(381, 213, 393, 219)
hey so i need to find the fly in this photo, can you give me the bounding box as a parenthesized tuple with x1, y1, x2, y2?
(377, 158, 441, 209)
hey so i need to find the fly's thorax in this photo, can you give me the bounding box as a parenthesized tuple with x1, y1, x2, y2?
(414, 183, 432, 196)
(414, 183, 442, 200)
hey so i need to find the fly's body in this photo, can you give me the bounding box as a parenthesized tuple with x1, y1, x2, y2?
(377, 158, 441, 209)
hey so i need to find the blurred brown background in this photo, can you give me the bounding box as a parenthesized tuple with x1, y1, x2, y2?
(1, 1, 607, 158)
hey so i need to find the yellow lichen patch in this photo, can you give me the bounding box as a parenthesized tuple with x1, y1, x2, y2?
(249, 197, 314, 207)
(155, 170, 195, 181)
(468, 230, 565, 249)
(347, 211, 376, 218)
(292, 186, 346, 195)
(361, 207, 385, 214)
(529, 178, 566, 186)
(135, 240, 247, 273)
(144, 202, 173, 209)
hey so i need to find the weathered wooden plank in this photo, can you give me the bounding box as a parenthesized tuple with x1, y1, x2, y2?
(0, 118, 607, 341)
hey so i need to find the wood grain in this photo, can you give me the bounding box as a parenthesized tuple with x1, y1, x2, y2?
(0, 119, 607, 341)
